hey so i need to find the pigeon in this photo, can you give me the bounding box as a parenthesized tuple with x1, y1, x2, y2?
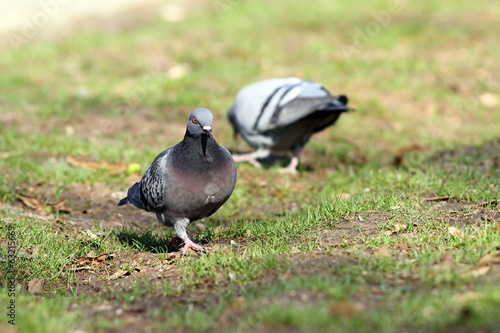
(118, 108, 237, 253)
(228, 77, 354, 172)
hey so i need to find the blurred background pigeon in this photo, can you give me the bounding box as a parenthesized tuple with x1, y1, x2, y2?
(119, 108, 237, 253)
(228, 77, 354, 173)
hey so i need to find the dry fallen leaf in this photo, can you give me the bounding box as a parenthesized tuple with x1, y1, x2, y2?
(17, 194, 43, 210)
(492, 225, 500, 232)
(77, 253, 111, 265)
(69, 265, 93, 272)
(328, 300, 365, 317)
(448, 226, 466, 238)
(393, 143, 424, 167)
(27, 278, 45, 294)
(85, 229, 98, 240)
(469, 266, 491, 277)
(17, 194, 69, 213)
(107, 270, 130, 280)
(477, 252, 500, 267)
(66, 155, 127, 175)
(388, 223, 408, 235)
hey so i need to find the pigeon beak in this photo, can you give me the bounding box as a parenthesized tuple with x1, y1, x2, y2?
(202, 125, 212, 135)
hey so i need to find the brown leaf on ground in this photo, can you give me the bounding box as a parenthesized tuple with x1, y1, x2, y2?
(17, 194, 44, 210)
(86, 229, 98, 240)
(27, 278, 45, 294)
(448, 226, 466, 238)
(387, 223, 408, 235)
(76, 253, 112, 265)
(328, 300, 365, 317)
(393, 143, 424, 166)
(469, 266, 491, 277)
(491, 225, 500, 232)
(69, 265, 93, 272)
(66, 155, 127, 174)
(47, 199, 65, 207)
(17, 194, 69, 212)
(477, 252, 500, 267)
(107, 270, 131, 280)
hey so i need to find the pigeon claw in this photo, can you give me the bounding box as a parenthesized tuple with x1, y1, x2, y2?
(232, 152, 262, 168)
(180, 236, 206, 254)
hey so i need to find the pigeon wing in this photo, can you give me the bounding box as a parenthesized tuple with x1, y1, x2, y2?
(136, 149, 172, 212)
(269, 95, 352, 130)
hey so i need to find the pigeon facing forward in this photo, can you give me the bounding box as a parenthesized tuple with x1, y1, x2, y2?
(228, 77, 354, 172)
(118, 108, 237, 253)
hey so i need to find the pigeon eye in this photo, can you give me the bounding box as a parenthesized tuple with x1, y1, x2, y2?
(192, 117, 198, 124)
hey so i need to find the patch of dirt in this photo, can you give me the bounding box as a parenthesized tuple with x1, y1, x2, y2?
(64, 250, 182, 294)
(428, 138, 500, 175)
(0, 111, 186, 149)
(423, 199, 500, 228)
(317, 212, 387, 246)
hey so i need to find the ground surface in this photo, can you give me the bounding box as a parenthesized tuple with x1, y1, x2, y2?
(0, 1, 499, 332)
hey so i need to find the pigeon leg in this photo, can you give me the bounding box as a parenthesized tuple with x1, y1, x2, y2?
(279, 149, 301, 173)
(180, 235, 205, 253)
(167, 236, 183, 249)
(173, 219, 205, 253)
(231, 152, 262, 168)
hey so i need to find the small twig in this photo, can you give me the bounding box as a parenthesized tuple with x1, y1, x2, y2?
(423, 196, 450, 202)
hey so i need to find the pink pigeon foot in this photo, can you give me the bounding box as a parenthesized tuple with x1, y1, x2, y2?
(279, 155, 299, 174)
(232, 152, 262, 168)
(180, 236, 205, 253)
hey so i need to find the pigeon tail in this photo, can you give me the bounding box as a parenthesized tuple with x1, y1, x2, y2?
(228, 106, 240, 139)
(319, 95, 355, 112)
(117, 182, 145, 209)
(117, 197, 130, 206)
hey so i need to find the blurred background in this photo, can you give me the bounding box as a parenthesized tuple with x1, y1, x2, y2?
(1, 1, 499, 332)
(1, 0, 499, 211)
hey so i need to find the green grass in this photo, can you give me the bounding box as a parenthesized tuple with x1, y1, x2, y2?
(0, 0, 500, 332)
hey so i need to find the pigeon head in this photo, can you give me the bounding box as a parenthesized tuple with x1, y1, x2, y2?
(187, 108, 214, 137)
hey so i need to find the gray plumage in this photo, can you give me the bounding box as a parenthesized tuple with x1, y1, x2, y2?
(118, 108, 237, 252)
(228, 77, 354, 172)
